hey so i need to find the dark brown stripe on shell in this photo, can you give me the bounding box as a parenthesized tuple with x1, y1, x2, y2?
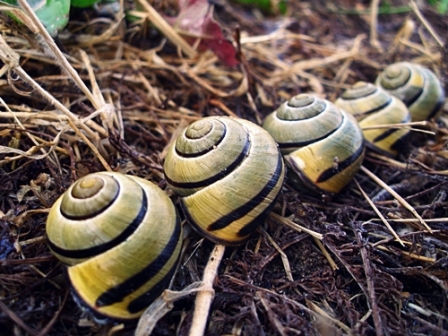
(175, 127, 226, 158)
(426, 96, 445, 120)
(47, 191, 147, 260)
(186, 151, 283, 232)
(165, 133, 250, 189)
(316, 140, 365, 183)
(278, 125, 339, 149)
(61, 176, 120, 220)
(95, 216, 182, 310)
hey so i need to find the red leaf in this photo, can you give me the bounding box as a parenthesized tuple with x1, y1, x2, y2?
(164, 0, 240, 66)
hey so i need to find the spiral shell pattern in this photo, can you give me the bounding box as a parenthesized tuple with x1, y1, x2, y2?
(263, 93, 365, 195)
(335, 82, 411, 157)
(163, 116, 285, 245)
(375, 62, 445, 121)
(46, 172, 182, 321)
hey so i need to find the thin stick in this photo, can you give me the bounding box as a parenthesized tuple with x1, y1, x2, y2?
(355, 229, 384, 336)
(0, 98, 58, 167)
(360, 121, 434, 135)
(370, 0, 384, 52)
(374, 245, 435, 262)
(313, 237, 338, 271)
(409, 1, 444, 47)
(354, 178, 404, 247)
(0, 36, 105, 140)
(270, 213, 323, 240)
(135, 0, 197, 58)
(372, 217, 448, 223)
(259, 227, 294, 281)
(189, 244, 225, 336)
(17, 0, 104, 112)
(360, 166, 432, 233)
(0, 300, 37, 335)
(66, 119, 112, 172)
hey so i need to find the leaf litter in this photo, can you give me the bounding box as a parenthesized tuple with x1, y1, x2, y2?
(0, 0, 447, 335)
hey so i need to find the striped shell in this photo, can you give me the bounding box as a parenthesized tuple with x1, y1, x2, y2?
(163, 116, 285, 245)
(335, 82, 411, 157)
(46, 172, 182, 321)
(263, 93, 365, 195)
(375, 62, 445, 121)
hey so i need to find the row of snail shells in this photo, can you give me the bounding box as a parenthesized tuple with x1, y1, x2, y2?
(163, 116, 285, 245)
(335, 82, 411, 157)
(46, 172, 182, 322)
(376, 62, 445, 122)
(262, 93, 366, 195)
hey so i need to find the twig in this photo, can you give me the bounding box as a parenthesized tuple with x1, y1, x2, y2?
(313, 237, 338, 271)
(354, 178, 404, 246)
(189, 244, 226, 336)
(66, 119, 112, 171)
(36, 290, 69, 336)
(354, 227, 383, 336)
(0, 36, 104, 141)
(370, 0, 384, 52)
(360, 166, 432, 232)
(409, 1, 444, 47)
(17, 0, 109, 118)
(0, 98, 59, 167)
(0, 300, 37, 335)
(270, 213, 323, 240)
(135, 0, 197, 58)
(258, 295, 288, 336)
(259, 227, 294, 281)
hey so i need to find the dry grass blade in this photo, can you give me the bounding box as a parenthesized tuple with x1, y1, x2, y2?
(134, 0, 197, 58)
(369, 0, 383, 52)
(136, 281, 205, 336)
(259, 226, 294, 281)
(0, 36, 104, 141)
(373, 245, 436, 262)
(312, 237, 338, 271)
(360, 121, 435, 135)
(306, 300, 352, 335)
(0, 98, 58, 167)
(269, 213, 323, 240)
(361, 165, 432, 232)
(17, 0, 108, 118)
(354, 178, 405, 246)
(409, 0, 444, 47)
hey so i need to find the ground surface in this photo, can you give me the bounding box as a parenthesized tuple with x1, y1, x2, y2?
(0, 0, 447, 335)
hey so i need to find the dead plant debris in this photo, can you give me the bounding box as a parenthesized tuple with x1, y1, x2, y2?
(0, 0, 447, 335)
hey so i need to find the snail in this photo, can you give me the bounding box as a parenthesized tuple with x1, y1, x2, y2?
(375, 62, 445, 121)
(46, 172, 182, 322)
(334, 82, 411, 157)
(163, 116, 285, 245)
(262, 93, 365, 195)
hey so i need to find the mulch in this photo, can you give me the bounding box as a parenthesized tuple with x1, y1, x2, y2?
(0, 0, 447, 335)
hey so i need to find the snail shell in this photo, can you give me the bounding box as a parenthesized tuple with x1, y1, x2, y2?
(335, 82, 411, 157)
(163, 116, 285, 245)
(375, 62, 445, 121)
(263, 93, 365, 195)
(46, 172, 182, 322)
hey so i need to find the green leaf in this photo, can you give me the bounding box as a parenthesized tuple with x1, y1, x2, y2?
(0, 0, 70, 36)
(232, 0, 287, 14)
(70, 0, 100, 8)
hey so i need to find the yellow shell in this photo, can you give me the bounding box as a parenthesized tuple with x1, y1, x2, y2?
(163, 116, 285, 245)
(375, 62, 445, 121)
(335, 82, 411, 157)
(46, 172, 182, 322)
(263, 93, 365, 195)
